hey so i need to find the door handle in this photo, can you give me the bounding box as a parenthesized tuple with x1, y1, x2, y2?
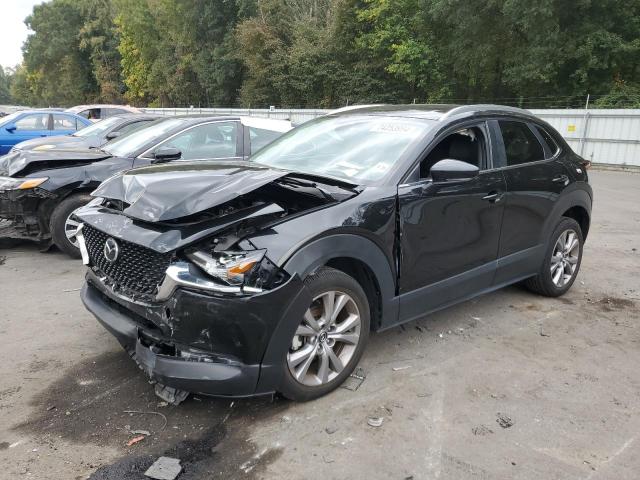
(482, 191, 504, 203)
(552, 174, 569, 184)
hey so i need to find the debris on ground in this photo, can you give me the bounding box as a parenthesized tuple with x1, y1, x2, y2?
(123, 410, 168, 431)
(367, 417, 384, 427)
(46, 405, 56, 411)
(417, 393, 432, 398)
(130, 429, 151, 436)
(240, 448, 269, 474)
(144, 456, 182, 480)
(325, 426, 338, 434)
(62, 287, 81, 292)
(281, 415, 292, 423)
(155, 384, 189, 405)
(126, 435, 145, 446)
(341, 367, 366, 391)
(496, 413, 514, 429)
(415, 325, 426, 333)
(472, 425, 494, 436)
(392, 365, 411, 371)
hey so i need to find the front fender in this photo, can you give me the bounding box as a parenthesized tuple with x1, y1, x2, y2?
(282, 233, 399, 326)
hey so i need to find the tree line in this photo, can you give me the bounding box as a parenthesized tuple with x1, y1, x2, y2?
(2, 0, 640, 109)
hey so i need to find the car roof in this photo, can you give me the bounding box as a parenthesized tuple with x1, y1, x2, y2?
(331, 104, 539, 122)
(65, 104, 141, 113)
(150, 115, 293, 130)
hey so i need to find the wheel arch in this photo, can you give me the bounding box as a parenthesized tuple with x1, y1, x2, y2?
(282, 234, 399, 330)
(543, 187, 592, 244)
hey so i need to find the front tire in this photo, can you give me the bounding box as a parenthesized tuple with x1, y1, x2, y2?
(279, 267, 370, 401)
(50, 193, 92, 259)
(524, 217, 583, 297)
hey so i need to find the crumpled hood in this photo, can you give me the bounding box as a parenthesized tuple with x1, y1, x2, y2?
(0, 148, 111, 177)
(12, 135, 88, 152)
(92, 160, 289, 222)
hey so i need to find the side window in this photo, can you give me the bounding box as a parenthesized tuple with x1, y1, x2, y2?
(419, 125, 487, 178)
(115, 120, 152, 137)
(498, 121, 545, 166)
(157, 122, 239, 160)
(249, 127, 281, 154)
(80, 108, 101, 120)
(53, 114, 78, 131)
(14, 114, 49, 131)
(107, 108, 129, 117)
(535, 125, 560, 158)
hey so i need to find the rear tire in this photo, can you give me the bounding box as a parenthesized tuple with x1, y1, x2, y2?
(50, 193, 92, 259)
(524, 217, 583, 297)
(279, 267, 370, 401)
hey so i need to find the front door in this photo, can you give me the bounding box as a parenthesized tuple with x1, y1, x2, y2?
(397, 122, 506, 323)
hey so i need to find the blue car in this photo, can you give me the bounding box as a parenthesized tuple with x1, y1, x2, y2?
(0, 110, 92, 155)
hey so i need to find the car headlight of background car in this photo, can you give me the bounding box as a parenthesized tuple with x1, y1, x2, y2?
(0, 177, 48, 192)
(186, 247, 289, 291)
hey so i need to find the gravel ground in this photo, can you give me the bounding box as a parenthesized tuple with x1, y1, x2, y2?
(0, 169, 638, 480)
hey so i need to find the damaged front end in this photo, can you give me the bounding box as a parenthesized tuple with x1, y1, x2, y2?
(0, 177, 56, 242)
(76, 161, 354, 401)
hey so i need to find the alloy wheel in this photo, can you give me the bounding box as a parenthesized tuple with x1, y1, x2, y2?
(287, 290, 361, 387)
(64, 214, 80, 248)
(550, 229, 580, 287)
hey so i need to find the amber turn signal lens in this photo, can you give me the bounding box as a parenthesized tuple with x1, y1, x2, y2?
(228, 260, 259, 275)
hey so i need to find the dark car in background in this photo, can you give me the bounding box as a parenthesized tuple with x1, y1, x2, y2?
(0, 110, 92, 155)
(9, 114, 159, 153)
(0, 116, 292, 257)
(73, 105, 593, 403)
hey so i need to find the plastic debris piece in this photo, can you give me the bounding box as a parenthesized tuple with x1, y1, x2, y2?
(392, 366, 411, 371)
(127, 435, 145, 446)
(144, 456, 182, 480)
(341, 367, 366, 391)
(367, 417, 384, 427)
(130, 430, 151, 436)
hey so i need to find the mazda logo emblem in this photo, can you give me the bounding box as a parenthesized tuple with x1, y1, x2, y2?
(103, 237, 120, 263)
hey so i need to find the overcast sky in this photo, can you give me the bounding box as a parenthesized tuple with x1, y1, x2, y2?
(0, 1, 49, 68)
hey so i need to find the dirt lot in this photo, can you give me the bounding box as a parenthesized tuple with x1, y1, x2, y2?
(0, 169, 639, 480)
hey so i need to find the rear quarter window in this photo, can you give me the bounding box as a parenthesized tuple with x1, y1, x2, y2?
(498, 120, 545, 166)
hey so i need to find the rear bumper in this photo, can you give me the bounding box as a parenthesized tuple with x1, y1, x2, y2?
(81, 270, 310, 397)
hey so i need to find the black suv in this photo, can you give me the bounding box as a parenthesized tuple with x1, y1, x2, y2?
(75, 105, 592, 403)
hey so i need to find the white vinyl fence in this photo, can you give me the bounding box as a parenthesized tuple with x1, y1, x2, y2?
(144, 107, 640, 167)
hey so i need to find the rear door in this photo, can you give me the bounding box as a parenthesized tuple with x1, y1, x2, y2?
(492, 119, 572, 284)
(397, 121, 507, 323)
(52, 114, 82, 136)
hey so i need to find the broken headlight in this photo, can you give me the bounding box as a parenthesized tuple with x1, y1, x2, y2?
(186, 248, 289, 291)
(187, 250, 266, 286)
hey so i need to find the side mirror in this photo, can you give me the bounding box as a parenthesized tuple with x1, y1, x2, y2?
(431, 159, 479, 183)
(5, 125, 16, 133)
(152, 147, 182, 163)
(105, 131, 121, 141)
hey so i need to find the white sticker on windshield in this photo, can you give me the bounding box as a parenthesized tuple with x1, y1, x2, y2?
(370, 123, 416, 134)
(373, 162, 390, 172)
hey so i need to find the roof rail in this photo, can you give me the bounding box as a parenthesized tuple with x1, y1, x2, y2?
(440, 104, 532, 121)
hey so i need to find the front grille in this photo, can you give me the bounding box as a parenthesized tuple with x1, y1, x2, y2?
(83, 224, 173, 297)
